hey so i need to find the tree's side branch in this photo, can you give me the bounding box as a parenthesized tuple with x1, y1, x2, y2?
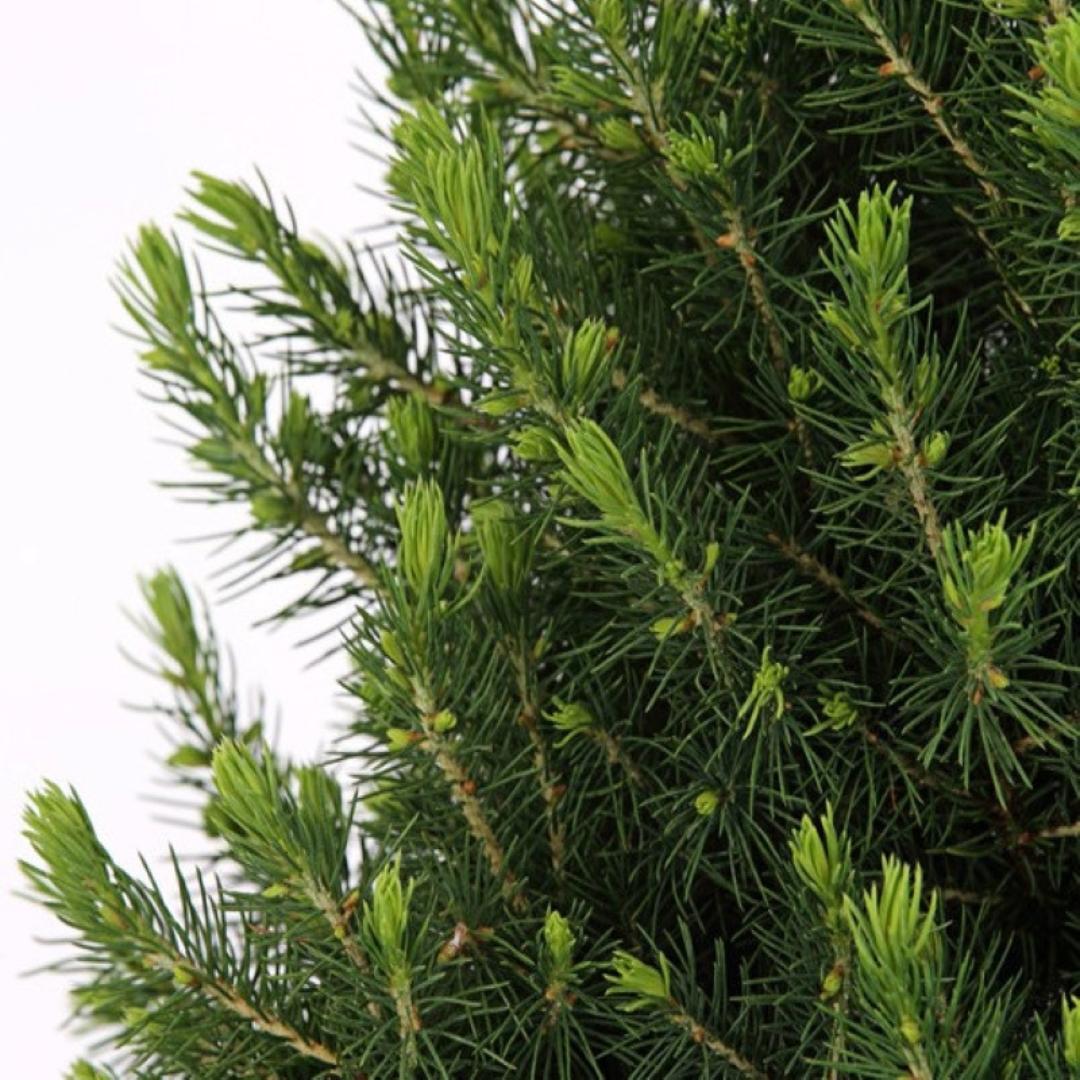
(1019, 820, 1080, 843)
(421, 715, 527, 912)
(307, 883, 383, 1022)
(357, 345, 448, 407)
(592, 728, 644, 787)
(854, 2, 1001, 205)
(509, 643, 566, 886)
(611, 368, 731, 444)
(765, 532, 888, 633)
(881, 392, 944, 559)
(233, 438, 380, 589)
(150, 955, 340, 1068)
(669, 1004, 768, 1078)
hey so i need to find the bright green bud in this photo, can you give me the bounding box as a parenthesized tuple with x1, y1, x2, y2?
(703, 541, 720, 577)
(172, 964, 199, 989)
(737, 645, 789, 738)
(430, 709, 457, 734)
(249, 490, 294, 526)
(921, 430, 949, 468)
(380, 628, 407, 668)
(789, 803, 851, 928)
(821, 183, 913, 379)
(68, 1063, 111, 1080)
(1063, 994, 1080, 1066)
(166, 744, 211, 769)
(651, 614, 689, 640)
(900, 1015, 922, 1046)
(813, 690, 859, 733)
(591, 0, 627, 45)
(543, 910, 576, 981)
(1040, 353, 1062, 377)
(821, 965, 844, 998)
(551, 66, 620, 108)
(664, 119, 720, 181)
(475, 499, 533, 593)
(940, 514, 1035, 625)
(477, 390, 529, 416)
(507, 252, 536, 307)
(396, 479, 453, 601)
(99, 904, 129, 931)
(694, 790, 720, 816)
(386, 727, 418, 751)
(560, 319, 617, 407)
(364, 855, 414, 970)
(597, 117, 643, 152)
(845, 857, 941, 985)
(556, 420, 668, 563)
(1059, 209, 1080, 242)
(788, 365, 823, 402)
(386, 395, 437, 472)
(513, 425, 561, 462)
(546, 699, 596, 745)
(839, 437, 895, 479)
(606, 950, 672, 1011)
(914, 352, 940, 409)
(123, 1006, 150, 1026)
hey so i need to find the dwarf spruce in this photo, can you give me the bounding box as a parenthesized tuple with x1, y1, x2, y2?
(21, 0, 1080, 1077)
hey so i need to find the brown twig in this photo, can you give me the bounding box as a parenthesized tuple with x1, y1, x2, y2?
(509, 642, 566, 886)
(421, 715, 528, 912)
(154, 955, 340, 1067)
(855, 1, 1001, 205)
(765, 532, 887, 633)
(669, 1005, 769, 1078)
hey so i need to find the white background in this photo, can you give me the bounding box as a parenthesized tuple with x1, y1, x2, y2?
(0, 3, 385, 1073)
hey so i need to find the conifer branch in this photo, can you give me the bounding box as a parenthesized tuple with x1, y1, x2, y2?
(765, 532, 887, 632)
(421, 712, 527, 912)
(611, 369, 726, 444)
(668, 1006, 768, 1077)
(155, 956, 341, 1068)
(25, 4, 1080, 1076)
(715, 208, 789, 381)
(594, 727, 645, 787)
(1021, 820, 1080, 842)
(950, 203, 1040, 328)
(232, 437, 381, 589)
(509, 641, 566, 886)
(309, 883, 373, 978)
(293, 497, 380, 589)
(357, 345, 448, 407)
(882, 390, 944, 560)
(848, 0, 1002, 204)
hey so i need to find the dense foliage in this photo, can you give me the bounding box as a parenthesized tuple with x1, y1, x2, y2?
(22, 1, 1080, 1076)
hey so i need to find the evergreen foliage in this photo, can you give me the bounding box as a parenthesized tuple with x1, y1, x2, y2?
(21, 0, 1080, 1076)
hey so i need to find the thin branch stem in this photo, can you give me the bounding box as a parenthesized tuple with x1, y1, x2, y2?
(612, 369, 726, 444)
(509, 639, 566, 886)
(151, 955, 340, 1067)
(1020, 820, 1080, 842)
(669, 1003, 768, 1078)
(234, 438, 380, 589)
(883, 390, 944, 559)
(855, 1, 1001, 204)
(765, 532, 887, 633)
(593, 728, 644, 787)
(420, 711, 527, 912)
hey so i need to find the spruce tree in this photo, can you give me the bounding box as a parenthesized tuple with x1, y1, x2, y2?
(21, 1, 1080, 1076)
